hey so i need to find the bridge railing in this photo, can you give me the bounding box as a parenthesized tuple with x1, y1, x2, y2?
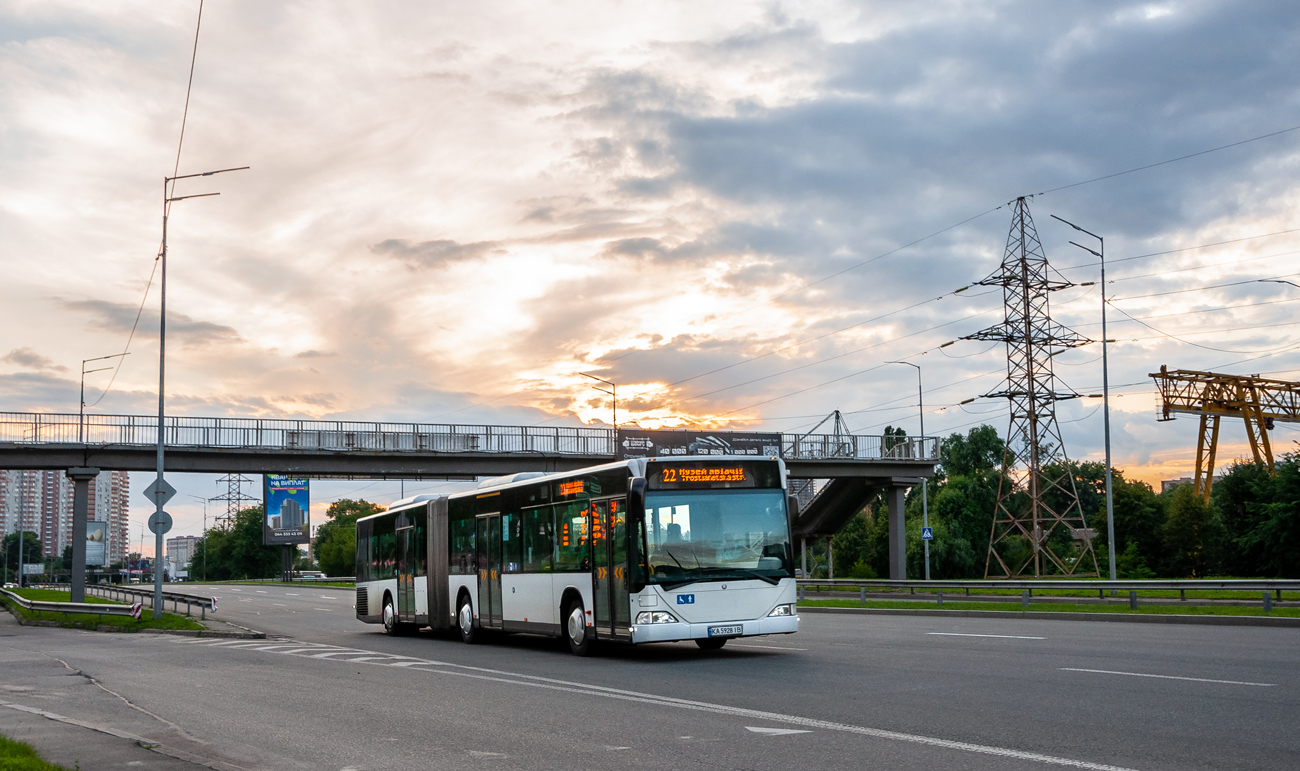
(0, 412, 940, 462)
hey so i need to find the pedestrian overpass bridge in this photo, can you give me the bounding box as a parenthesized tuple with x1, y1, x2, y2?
(1, 411, 940, 577)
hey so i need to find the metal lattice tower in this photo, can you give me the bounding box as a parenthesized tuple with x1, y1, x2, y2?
(963, 197, 1100, 578)
(211, 474, 259, 528)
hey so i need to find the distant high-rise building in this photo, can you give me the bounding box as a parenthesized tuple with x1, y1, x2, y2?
(166, 535, 200, 577)
(0, 470, 130, 565)
(279, 499, 304, 529)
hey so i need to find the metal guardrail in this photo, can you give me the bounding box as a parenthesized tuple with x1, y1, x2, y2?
(795, 578, 1299, 611)
(0, 412, 941, 462)
(1, 587, 143, 620)
(41, 583, 217, 619)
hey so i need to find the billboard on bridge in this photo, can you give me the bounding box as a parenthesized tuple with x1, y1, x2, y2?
(263, 475, 310, 546)
(616, 429, 782, 460)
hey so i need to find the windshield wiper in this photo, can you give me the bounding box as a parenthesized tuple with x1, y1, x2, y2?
(717, 568, 780, 586)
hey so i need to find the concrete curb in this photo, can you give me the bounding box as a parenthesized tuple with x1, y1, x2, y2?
(798, 605, 1300, 628)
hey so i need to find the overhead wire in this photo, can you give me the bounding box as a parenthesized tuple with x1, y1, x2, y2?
(88, 0, 205, 408)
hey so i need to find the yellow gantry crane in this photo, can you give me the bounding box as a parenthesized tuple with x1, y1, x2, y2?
(1151, 366, 1300, 502)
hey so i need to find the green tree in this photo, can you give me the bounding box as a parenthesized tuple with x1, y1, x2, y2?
(191, 507, 281, 580)
(311, 499, 385, 578)
(1088, 469, 1166, 575)
(1213, 460, 1275, 575)
(939, 424, 1004, 479)
(1160, 484, 1225, 577)
(3, 531, 43, 582)
(1230, 454, 1300, 577)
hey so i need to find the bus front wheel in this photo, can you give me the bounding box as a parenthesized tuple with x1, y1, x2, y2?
(382, 597, 401, 636)
(458, 596, 477, 644)
(564, 601, 592, 656)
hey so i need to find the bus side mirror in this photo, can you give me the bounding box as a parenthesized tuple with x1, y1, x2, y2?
(787, 494, 800, 523)
(628, 477, 647, 523)
(628, 477, 647, 593)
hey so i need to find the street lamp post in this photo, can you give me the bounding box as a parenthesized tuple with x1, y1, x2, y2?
(80, 353, 129, 444)
(1051, 214, 1115, 582)
(887, 360, 929, 581)
(580, 373, 617, 429)
(152, 165, 248, 617)
(190, 494, 208, 583)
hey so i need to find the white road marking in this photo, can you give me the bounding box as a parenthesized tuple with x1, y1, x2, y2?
(730, 643, 808, 651)
(1060, 668, 1276, 687)
(170, 637, 1138, 770)
(229, 588, 241, 592)
(255, 590, 267, 594)
(286, 593, 299, 596)
(747, 726, 811, 735)
(273, 603, 287, 607)
(927, 633, 1046, 640)
(313, 608, 332, 612)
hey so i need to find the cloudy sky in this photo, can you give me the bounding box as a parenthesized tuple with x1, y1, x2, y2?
(3, 1, 1299, 550)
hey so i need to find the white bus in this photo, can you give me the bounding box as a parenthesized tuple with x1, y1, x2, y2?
(355, 456, 799, 655)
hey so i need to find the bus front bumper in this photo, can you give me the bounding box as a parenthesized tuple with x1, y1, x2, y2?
(628, 613, 798, 644)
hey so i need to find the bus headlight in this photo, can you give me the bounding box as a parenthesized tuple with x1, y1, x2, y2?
(635, 611, 679, 625)
(768, 604, 795, 617)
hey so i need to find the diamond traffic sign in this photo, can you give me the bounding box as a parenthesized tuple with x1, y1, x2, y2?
(921, 526, 934, 541)
(143, 477, 177, 507)
(148, 510, 173, 535)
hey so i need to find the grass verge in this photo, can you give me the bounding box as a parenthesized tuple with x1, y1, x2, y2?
(0, 732, 74, 770)
(798, 598, 1300, 617)
(1, 589, 206, 631)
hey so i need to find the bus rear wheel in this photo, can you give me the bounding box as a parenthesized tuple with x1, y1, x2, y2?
(457, 596, 477, 644)
(564, 601, 592, 656)
(696, 637, 727, 651)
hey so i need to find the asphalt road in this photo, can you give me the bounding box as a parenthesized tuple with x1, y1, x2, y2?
(0, 582, 1295, 771)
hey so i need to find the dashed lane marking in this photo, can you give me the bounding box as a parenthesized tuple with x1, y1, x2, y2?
(167, 637, 1139, 770)
(1060, 668, 1275, 687)
(927, 633, 1047, 640)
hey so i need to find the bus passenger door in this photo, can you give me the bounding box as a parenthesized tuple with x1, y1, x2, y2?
(475, 514, 502, 629)
(591, 499, 631, 640)
(396, 519, 416, 623)
(609, 499, 631, 636)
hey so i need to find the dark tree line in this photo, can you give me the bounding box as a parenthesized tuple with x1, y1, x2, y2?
(825, 425, 1300, 579)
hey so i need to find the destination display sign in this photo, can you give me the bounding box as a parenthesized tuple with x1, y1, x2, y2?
(659, 466, 747, 484)
(647, 459, 780, 490)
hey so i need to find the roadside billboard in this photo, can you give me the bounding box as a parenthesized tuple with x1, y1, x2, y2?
(86, 521, 107, 567)
(263, 475, 310, 545)
(22, 564, 43, 575)
(616, 429, 782, 460)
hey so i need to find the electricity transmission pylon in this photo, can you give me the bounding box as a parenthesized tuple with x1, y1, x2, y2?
(963, 196, 1100, 578)
(211, 474, 259, 528)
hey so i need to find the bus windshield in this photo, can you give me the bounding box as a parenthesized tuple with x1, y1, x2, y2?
(642, 489, 793, 587)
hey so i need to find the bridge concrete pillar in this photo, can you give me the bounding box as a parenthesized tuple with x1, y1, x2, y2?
(887, 484, 907, 581)
(66, 467, 99, 603)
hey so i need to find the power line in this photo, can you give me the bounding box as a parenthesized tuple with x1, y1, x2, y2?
(89, 0, 205, 408)
(1037, 122, 1300, 196)
(1110, 272, 1300, 301)
(1105, 302, 1300, 354)
(1057, 226, 1300, 271)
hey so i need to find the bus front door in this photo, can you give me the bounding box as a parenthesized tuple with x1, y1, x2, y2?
(475, 514, 503, 629)
(591, 499, 631, 640)
(396, 519, 416, 624)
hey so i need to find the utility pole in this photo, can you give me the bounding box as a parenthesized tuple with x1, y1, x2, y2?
(888, 361, 930, 580)
(151, 165, 247, 618)
(581, 373, 617, 429)
(1052, 214, 1116, 581)
(79, 353, 129, 444)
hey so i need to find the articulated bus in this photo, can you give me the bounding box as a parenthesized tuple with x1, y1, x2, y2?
(355, 456, 798, 655)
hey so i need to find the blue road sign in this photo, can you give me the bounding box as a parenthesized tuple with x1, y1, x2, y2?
(921, 527, 934, 541)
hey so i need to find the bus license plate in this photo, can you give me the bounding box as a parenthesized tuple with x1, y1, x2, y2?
(708, 625, 742, 637)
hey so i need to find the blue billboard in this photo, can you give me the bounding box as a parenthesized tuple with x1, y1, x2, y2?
(263, 475, 310, 545)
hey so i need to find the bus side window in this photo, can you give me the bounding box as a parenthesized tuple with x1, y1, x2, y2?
(523, 506, 555, 572)
(554, 501, 586, 572)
